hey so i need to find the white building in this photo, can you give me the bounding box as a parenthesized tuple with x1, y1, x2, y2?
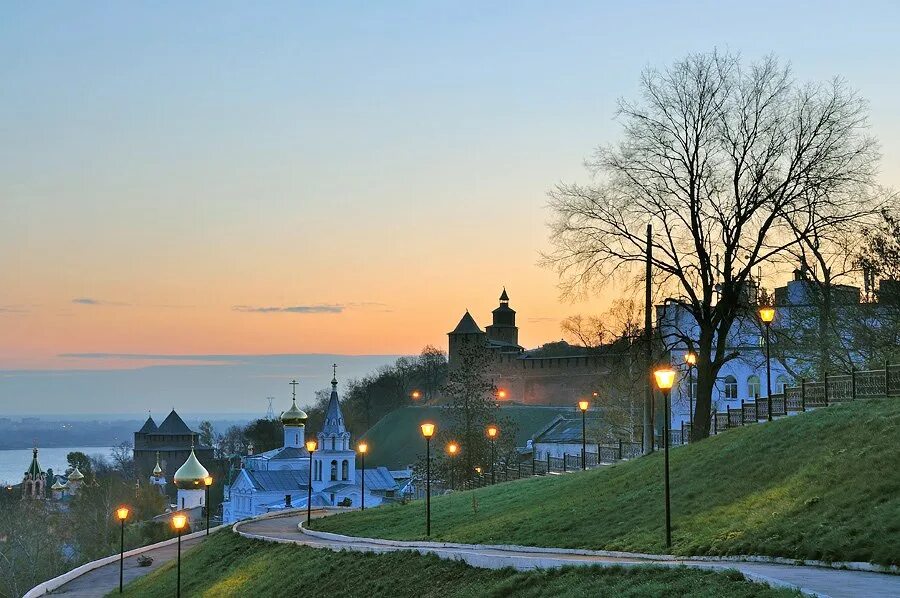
(223, 372, 399, 523)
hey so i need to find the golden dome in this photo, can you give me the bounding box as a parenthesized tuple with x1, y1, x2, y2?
(280, 399, 308, 426)
(51, 479, 68, 490)
(152, 452, 163, 477)
(68, 466, 85, 481)
(173, 448, 209, 488)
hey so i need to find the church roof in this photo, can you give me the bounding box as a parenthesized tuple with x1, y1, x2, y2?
(138, 416, 158, 434)
(499, 287, 509, 301)
(362, 467, 400, 491)
(449, 311, 483, 335)
(245, 469, 309, 492)
(157, 410, 194, 435)
(173, 447, 209, 486)
(26, 448, 43, 478)
(269, 447, 308, 460)
(533, 415, 604, 444)
(319, 376, 347, 436)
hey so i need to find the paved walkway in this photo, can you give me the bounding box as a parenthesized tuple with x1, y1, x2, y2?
(238, 513, 900, 598)
(51, 535, 206, 597)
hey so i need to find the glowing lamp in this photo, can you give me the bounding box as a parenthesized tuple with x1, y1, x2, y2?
(759, 306, 776, 324)
(358, 442, 368, 454)
(116, 507, 129, 521)
(474, 466, 482, 474)
(420, 423, 435, 438)
(486, 425, 498, 439)
(305, 439, 318, 452)
(411, 390, 422, 400)
(204, 475, 213, 487)
(685, 352, 697, 366)
(578, 400, 589, 412)
(497, 389, 507, 399)
(447, 442, 459, 455)
(172, 513, 187, 530)
(654, 368, 677, 391)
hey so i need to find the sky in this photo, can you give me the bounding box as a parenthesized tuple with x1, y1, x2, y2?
(2, 2, 899, 412)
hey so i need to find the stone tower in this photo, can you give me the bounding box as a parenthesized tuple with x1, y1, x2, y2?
(447, 310, 486, 369)
(22, 448, 46, 499)
(485, 288, 518, 347)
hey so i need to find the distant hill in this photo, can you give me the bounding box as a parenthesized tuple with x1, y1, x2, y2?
(320, 398, 900, 566)
(359, 404, 572, 469)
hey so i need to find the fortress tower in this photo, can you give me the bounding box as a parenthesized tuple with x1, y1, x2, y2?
(485, 288, 519, 347)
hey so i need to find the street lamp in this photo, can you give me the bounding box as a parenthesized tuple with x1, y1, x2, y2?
(759, 306, 776, 422)
(684, 352, 697, 427)
(358, 442, 368, 511)
(496, 388, 507, 400)
(116, 506, 129, 593)
(411, 390, 422, 401)
(305, 439, 317, 525)
(578, 400, 589, 469)
(486, 425, 499, 484)
(171, 513, 188, 598)
(653, 368, 676, 549)
(203, 475, 213, 535)
(446, 442, 459, 491)
(420, 423, 435, 536)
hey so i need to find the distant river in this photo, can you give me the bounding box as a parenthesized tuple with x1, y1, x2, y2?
(0, 446, 114, 486)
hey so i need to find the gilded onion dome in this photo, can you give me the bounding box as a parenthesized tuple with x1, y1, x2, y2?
(51, 479, 67, 491)
(280, 399, 308, 427)
(173, 447, 209, 488)
(67, 466, 85, 481)
(152, 452, 163, 477)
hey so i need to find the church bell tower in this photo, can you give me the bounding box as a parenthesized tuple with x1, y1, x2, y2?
(485, 288, 518, 347)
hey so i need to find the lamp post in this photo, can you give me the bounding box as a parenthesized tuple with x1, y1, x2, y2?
(116, 506, 129, 593)
(203, 475, 213, 535)
(578, 400, 589, 469)
(654, 368, 676, 549)
(358, 442, 368, 511)
(486, 425, 499, 484)
(446, 442, 459, 491)
(411, 390, 422, 401)
(496, 388, 507, 401)
(172, 513, 187, 598)
(759, 306, 776, 421)
(684, 352, 697, 427)
(420, 423, 435, 536)
(305, 439, 317, 525)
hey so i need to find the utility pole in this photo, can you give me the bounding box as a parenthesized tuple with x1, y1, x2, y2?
(643, 223, 655, 454)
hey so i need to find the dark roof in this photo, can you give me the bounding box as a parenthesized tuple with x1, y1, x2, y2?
(499, 287, 509, 301)
(364, 466, 399, 491)
(269, 447, 308, 460)
(26, 448, 43, 478)
(137, 416, 158, 434)
(449, 311, 483, 334)
(245, 469, 309, 492)
(157, 410, 195, 435)
(533, 416, 605, 444)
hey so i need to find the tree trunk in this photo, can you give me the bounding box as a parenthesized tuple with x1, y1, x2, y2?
(690, 328, 717, 440)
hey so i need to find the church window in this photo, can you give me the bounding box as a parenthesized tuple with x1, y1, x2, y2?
(341, 460, 349, 480)
(330, 460, 337, 481)
(748, 375, 761, 399)
(723, 375, 738, 400)
(331, 437, 336, 450)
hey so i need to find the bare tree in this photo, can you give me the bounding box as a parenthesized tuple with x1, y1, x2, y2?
(544, 51, 879, 439)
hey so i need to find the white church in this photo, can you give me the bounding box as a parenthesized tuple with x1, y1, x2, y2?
(222, 371, 398, 523)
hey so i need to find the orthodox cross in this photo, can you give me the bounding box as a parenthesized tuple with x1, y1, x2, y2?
(332, 363, 337, 378)
(289, 379, 299, 401)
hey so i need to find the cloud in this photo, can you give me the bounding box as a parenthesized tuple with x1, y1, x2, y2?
(232, 302, 389, 314)
(527, 317, 558, 323)
(72, 298, 129, 306)
(233, 304, 344, 314)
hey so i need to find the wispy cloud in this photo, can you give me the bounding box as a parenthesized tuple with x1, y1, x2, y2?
(232, 302, 389, 315)
(72, 297, 129, 306)
(527, 317, 558, 323)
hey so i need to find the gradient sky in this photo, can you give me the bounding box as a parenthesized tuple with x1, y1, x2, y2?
(2, 1, 899, 378)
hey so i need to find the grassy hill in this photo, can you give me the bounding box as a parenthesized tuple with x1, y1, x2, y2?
(117, 530, 798, 597)
(316, 399, 900, 566)
(359, 404, 572, 469)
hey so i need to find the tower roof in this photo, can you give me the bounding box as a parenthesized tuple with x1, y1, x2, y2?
(499, 287, 509, 302)
(173, 447, 209, 487)
(67, 466, 84, 481)
(138, 415, 158, 434)
(319, 374, 347, 437)
(157, 409, 194, 435)
(26, 448, 43, 478)
(152, 452, 163, 477)
(449, 311, 483, 335)
(280, 399, 308, 426)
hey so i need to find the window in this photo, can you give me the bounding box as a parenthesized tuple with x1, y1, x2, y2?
(330, 460, 337, 481)
(331, 437, 335, 450)
(748, 375, 761, 399)
(776, 375, 789, 393)
(723, 375, 738, 401)
(342, 460, 349, 480)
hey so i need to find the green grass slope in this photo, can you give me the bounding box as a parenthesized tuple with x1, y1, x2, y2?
(316, 399, 900, 566)
(117, 530, 798, 598)
(360, 404, 571, 468)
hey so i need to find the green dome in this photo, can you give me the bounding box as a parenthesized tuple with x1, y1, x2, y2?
(173, 448, 209, 488)
(280, 399, 308, 426)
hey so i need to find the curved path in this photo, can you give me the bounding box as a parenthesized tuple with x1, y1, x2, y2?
(237, 512, 900, 598)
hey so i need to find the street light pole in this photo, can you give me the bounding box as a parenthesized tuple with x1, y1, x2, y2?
(420, 423, 435, 536)
(487, 425, 498, 484)
(759, 307, 776, 421)
(447, 442, 459, 491)
(654, 368, 676, 549)
(172, 513, 187, 598)
(116, 507, 129, 593)
(358, 443, 368, 511)
(204, 475, 213, 535)
(578, 400, 589, 469)
(305, 440, 317, 525)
